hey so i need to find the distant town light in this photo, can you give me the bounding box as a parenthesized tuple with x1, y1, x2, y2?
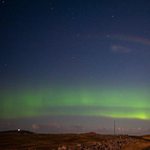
(18, 129, 21, 132)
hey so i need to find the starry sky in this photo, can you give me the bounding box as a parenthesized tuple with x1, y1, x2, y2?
(0, 0, 150, 135)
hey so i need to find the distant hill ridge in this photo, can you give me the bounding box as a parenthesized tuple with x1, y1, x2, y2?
(0, 129, 35, 134)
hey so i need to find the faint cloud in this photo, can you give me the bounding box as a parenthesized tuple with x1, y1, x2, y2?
(31, 123, 87, 133)
(116, 127, 125, 132)
(31, 123, 64, 133)
(68, 125, 85, 132)
(32, 124, 39, 130)
(116, 127, 148, 135)
(31, 123, 61, 130)
(96, 126, 149, 135)
(97, 126, 112, 134)
(128, 127, 142, 133)
(110, 45, 132, 53)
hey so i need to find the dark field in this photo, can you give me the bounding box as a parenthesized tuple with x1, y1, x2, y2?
(0, 132, 150, 150)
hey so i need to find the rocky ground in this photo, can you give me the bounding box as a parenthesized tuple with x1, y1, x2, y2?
(56, 136, 138, 150)
(1, 132, 150, 149)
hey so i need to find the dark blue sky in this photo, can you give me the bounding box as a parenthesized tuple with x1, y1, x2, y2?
(0, 0, 150, 134)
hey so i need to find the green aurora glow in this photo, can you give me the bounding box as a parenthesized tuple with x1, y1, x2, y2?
(1, 86, 150, 119)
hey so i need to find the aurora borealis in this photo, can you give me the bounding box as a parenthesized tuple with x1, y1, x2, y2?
(1, 0, 150, 134)
(1, 85, 150, 119)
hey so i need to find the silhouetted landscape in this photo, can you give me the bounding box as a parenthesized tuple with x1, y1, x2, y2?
(1, 130, 150, 149)
(0, 129, 35, 134)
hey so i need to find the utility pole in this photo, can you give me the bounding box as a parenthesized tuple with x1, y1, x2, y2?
(114, 120, 116, 135)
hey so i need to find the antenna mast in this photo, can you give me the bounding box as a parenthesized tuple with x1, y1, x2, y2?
(114, 120, 116, 135)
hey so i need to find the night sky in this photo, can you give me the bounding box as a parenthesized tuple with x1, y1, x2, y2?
(0, 0, 150, 135)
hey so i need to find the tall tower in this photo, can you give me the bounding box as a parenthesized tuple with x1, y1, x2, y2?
(114, 120, 116, 135)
